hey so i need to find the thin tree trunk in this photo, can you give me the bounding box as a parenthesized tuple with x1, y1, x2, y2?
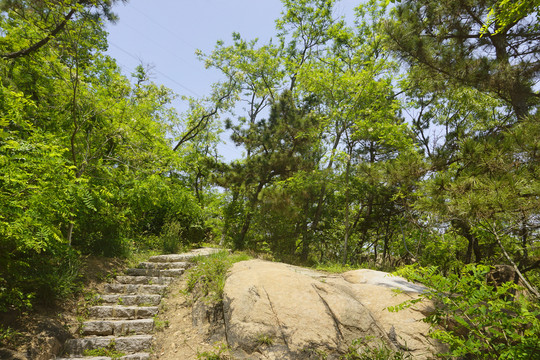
(342, 156, 351, 266)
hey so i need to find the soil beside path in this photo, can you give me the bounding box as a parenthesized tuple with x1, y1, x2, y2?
(151, 271, 224, 359)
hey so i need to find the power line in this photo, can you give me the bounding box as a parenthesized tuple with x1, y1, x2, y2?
(129, 4, 198, 51)
(109, 41, 201, 97)
(120, 21, 195, 68)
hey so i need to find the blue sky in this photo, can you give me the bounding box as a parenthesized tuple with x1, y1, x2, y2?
(105, 0, 358, 159)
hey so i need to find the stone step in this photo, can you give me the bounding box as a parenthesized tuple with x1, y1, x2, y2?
(147, 254, 196, 263)
(137, 261, 189, 269)
(81, 319, 154, 336)
(96, 294, 162, 306)
(115, 275, 173, 285)
(88, 306, 159, 319)
(126, 268, 184, 277)
(147, 247, 224, 263)
(56, 353, 150, 360)
(159, 269, 185, 277)
(64, 335, 153, 356)
(103, 283, 167, 295)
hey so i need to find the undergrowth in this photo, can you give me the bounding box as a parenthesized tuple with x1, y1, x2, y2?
(393, 264, 540, 359)
(185, 250, 251, 304)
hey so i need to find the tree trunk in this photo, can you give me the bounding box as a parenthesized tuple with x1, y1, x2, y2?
(236, 182, 264, 250)
(342, 157, 351, 266)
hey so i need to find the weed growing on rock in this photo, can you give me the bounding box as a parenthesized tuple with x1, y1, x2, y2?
(196, 342, 231, 359)
(341, 338, 410, 360)
(256, 334, 274, 346)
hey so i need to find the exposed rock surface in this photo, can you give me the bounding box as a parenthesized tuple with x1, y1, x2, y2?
(223, 260, 445, 359)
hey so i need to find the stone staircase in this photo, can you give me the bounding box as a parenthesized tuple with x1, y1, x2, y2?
(56, 248, 222, 360)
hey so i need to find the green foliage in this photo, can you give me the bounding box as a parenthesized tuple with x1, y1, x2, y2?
(196, 342, 231, 360)
(386, 0, 539, 119)
(256, 334, 274, 346)
(153, 314, 170, 331)
(394, 264, 540, 359)
(185, 251, 251, 304)
(161, 220, 184, 254)
(482, 0, 540, 35)
(0, 325, 22, 346)
(0, 0, 211, 313)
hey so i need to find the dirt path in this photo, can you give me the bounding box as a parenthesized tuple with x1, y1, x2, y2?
(151, 276, 224, 360)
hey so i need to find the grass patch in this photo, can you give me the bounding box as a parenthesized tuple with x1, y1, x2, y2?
(153, 314, 170, 331)
(124, 247, 161, 269)
(185, 250, 251, 304)
(83, 341, 126, 359)
(196, 342, 231, 359)
(313, 262, 356, 273)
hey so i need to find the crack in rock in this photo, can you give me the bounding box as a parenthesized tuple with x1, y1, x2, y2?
(261, 285, 291, 354)
(311, 283, 344, 346)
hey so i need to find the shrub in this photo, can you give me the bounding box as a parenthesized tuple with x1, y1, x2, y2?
(161, 220, 184, 254)
(393, 264, 540, 359)
(0, 242, 82, 311)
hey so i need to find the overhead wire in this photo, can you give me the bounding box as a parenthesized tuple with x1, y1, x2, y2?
(108, 41, 201, 97)
(119, 21, 196, 68)
(129, 4, 199, 50)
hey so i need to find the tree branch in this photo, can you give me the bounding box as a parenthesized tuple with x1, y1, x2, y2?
(1, 8, 77, 59)
(490, 224, 540, 299)
(173, 87, 233, 151)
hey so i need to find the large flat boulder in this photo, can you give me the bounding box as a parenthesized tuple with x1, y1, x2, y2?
(223, 260, 445, 359)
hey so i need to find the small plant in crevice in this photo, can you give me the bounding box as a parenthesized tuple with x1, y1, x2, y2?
(301, 347, 328, 359)
(340, 337, 411, 360)
(196, 342, 232, 360)
(153, 314, 169, 331)
(0, 325, 22, 346)
(98, 269, 120, 284)
(83, 289, 102, 306)
(83, 341, 125, 359)
(256, 333, 274, 347)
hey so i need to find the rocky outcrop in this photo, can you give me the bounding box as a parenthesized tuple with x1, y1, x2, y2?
(222, 260, 445, 359)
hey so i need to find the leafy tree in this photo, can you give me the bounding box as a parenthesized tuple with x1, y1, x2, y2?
(0, 0, 208, 311)
(0, 0, 125, 59)
(482, 0, 540, 36)
(384, 0, 540, 293)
